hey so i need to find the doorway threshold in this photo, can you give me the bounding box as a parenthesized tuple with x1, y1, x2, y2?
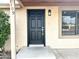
(29, 44, 44, 47)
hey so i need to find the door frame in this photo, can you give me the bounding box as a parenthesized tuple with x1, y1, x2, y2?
(27, 9, 46, 46)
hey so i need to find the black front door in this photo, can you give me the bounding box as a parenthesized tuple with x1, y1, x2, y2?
(27, 9, 45, 46)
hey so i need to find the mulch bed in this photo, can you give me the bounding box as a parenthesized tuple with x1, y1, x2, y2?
(0, 51, 11, 59)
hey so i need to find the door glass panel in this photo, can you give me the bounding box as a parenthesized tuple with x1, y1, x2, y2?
(37, 20, 42, 27)
(31, 20, 36, 28)
(31, 32, 35, 40)
(37, 32, 42, 40)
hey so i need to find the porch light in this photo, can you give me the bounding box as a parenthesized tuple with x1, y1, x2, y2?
(48, 9, 51, 16)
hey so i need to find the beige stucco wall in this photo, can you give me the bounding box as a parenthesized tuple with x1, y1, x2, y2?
(3, 6, 79, 51)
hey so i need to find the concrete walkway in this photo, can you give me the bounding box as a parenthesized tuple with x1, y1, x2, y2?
(17, 47, 56, 59)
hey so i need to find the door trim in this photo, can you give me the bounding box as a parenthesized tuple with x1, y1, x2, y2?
(27, 9, 46, 46)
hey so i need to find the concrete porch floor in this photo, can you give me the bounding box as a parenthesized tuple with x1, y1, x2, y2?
(17, 46, 56, 59)
(17, 46, 79, 59)
(53, 48, 79, 59)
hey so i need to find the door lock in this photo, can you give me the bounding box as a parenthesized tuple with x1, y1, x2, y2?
(42, 27, 44, 36)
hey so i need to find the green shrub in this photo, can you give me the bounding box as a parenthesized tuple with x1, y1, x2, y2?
(0, 10, 10, 52)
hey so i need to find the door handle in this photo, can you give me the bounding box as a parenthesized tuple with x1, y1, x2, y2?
(42, 27, 44, 36)
(42, 27, 44, 32)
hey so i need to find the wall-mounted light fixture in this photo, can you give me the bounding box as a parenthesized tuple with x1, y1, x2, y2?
(48, 9, 51, 16)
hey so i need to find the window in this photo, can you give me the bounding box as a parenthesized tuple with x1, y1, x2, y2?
(62, 11, 79, 35)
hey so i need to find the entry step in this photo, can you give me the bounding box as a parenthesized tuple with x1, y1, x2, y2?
(29, 44, 44, 47)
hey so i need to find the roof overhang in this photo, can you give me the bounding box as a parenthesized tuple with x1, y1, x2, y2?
(17, 0, 24, 7)
(0, 4, 21, 8)
(1, 0, 79, 8)
(20, 0, 79, 6)
(0, 0, 23, 8)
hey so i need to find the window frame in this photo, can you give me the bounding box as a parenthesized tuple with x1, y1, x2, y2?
(59, 7, 79, 38)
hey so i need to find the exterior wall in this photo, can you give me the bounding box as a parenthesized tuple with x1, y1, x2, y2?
(2, 6, 79, 51)
(2, 9, 27, 51)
